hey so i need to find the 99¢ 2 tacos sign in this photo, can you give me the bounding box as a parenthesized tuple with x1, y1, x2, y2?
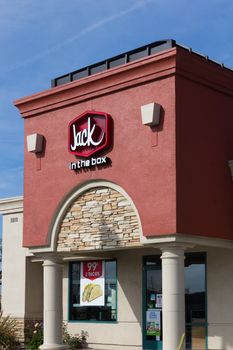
(68, 111, 112, 170)
(80, 261, 105, 306)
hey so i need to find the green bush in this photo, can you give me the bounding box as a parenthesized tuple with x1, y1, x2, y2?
(27, 322, 43, 350)
(0, 311, 19, 349)
(63, 324, 88, 349)
(26, 322, 88, 350)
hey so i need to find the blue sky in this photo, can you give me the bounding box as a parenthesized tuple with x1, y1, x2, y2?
(1, 0, 233, 212)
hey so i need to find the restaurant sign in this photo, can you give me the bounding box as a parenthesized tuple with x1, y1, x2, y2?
(69, 111, 112, 170)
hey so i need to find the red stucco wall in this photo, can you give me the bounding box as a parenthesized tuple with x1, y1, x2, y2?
(15, 46, 233, 247)
(15, 50, 177, 247)
(176, 49, 233, 240)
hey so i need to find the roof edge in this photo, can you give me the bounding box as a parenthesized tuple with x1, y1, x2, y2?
(0, 196, 24, 215)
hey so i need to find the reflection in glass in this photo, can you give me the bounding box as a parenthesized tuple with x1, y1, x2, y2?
(186, 325, 206, 350)
(185, 253, 206, 350)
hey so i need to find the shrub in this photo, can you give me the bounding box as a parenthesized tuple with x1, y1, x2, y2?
(26, 322, 43, 350)
(26, 322, 88, 350)
(63, 324, 88, 349)
(0, 311, 19, 349)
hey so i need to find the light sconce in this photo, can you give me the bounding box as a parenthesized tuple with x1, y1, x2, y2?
(228, 160, 233, 180)
(141, 102, 161, 127)
(27, 133, 44, 153)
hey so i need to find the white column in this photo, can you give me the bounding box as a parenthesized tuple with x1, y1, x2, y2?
(40, 258, 67, 350)
(161, 245, 186, 350)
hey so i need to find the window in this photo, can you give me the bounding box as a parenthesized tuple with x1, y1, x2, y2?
(185, 253, 207, 350)
(69, 260, 117, 322)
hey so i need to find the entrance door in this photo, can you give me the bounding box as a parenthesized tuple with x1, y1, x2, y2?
(143, 256, 162, 350)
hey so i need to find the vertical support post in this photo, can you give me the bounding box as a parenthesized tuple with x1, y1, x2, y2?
(161, 245, 186, 350)
(40, 258, 67, 350)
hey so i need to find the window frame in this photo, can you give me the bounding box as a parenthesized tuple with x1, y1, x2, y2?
(68, 259, 118, 323)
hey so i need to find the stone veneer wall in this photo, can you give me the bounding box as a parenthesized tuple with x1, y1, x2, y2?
(13, 318, 42, 343)
(57, 187, 140, 252)
(14, 318, 25, 343)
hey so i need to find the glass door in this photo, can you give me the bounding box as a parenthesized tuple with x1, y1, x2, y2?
(143, 253, 207, 350)
(185, 253, 207, 350)
(143, 256, 162, 350)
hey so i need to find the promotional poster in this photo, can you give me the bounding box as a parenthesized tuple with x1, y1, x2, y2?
(146, 309, 161, 340)
(80, 261, 105, 306)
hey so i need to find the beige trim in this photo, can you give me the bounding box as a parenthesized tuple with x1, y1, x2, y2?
(62, 255, 112, 261)
(0, 196, 23, 214)
(14, 49, 176, 118)
(142, 232, 233, 249)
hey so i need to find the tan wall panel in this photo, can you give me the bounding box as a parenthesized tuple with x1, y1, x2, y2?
(2, 212, 26, 318)
(208, 248, 233, 350)
(63, 249, 160, 349)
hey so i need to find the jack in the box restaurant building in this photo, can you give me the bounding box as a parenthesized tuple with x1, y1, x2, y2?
(1, 39, 233, 350)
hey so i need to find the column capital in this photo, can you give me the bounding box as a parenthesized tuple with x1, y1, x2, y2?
(160, 242, 194, 255)
(42, 258, 63, 268)
(33, 253, 64, 267)
(30, 253, 64, 265)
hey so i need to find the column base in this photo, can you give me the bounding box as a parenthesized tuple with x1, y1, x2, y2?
(39, 344, 68, 350)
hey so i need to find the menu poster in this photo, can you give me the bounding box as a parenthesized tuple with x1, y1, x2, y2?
(156, 294, 162, 308)
(146, 309, 161, 340)
(80, 260, 105, 306)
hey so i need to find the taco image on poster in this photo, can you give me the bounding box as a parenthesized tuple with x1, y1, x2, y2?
(82, 283, 103, 303)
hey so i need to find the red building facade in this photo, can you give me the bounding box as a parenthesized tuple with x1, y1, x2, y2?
(11, 40, 233, 350)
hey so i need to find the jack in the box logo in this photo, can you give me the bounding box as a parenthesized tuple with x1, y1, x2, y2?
(68, 110, 112, 158)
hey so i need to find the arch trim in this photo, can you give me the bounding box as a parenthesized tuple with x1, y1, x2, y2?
(29, 180, 143, 254)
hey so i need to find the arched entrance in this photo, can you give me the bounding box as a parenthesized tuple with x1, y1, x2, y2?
(37, 181, 144, 350)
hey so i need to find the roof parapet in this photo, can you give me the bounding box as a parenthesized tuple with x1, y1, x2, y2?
(51, 39, 176, 87)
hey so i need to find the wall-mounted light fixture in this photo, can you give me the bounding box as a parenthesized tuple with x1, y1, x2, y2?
(27, 133, 44, 153)
(228, 160, 233, 180)
(141, 102, 161, 127)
